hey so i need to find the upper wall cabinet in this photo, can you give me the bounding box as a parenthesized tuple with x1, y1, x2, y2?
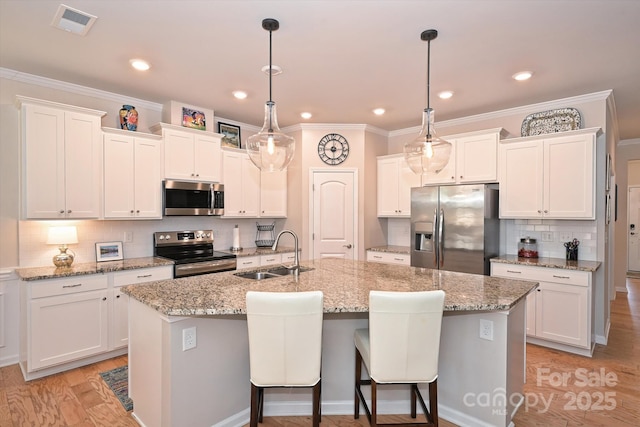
(103, 129, 162, 219)
(422, 128, 505, 185)
(150, 123, 222, 183)
(498, 128, 601, 219)
(377, 154, 421, 217)
(18, 96, 105, 219)
(222, 149, 261, 218)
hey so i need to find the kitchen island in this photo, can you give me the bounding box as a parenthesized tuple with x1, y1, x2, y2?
(122, 258, 537, 427)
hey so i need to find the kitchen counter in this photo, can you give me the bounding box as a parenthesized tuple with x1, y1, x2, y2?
(123, 258, 536, 316)
(124, 258, 535, 427)
(366, 245, 410, 254)
(15, 256, 174, 281)
(491, 255, 601, 272)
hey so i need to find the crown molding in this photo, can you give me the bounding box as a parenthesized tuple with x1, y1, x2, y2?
(1, 67, 163, 111)
(388, 90, 614, 138)
(618, 138, 640, 147)
(290, 123, 388, 136)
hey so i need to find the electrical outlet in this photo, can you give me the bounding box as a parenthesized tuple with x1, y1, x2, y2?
(542, 232, 553, 242)
(559, 232, 573, 241)
(124, 231, 133, 243)
(479, 319, 494, 341)
(182, 327, 197, 351)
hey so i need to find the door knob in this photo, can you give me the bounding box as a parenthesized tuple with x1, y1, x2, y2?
(343, 244, 352, 249)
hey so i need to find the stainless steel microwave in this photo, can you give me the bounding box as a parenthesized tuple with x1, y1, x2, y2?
(163, 180, 224, 216)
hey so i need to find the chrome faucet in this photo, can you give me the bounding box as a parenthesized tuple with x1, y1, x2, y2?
(272, 229, 299, 276)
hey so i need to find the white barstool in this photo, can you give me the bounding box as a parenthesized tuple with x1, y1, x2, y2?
(354, 290, 446, 427)
(246, 290, 324, 427)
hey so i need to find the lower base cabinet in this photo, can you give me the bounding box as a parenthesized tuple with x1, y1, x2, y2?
(236, 252, 297, 270)
(21, 265, 172, 380)
(366, 250, 410, 266)
(491, 262, 593, 356)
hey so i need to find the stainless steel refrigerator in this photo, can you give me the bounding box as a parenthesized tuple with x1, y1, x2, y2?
(410, 183, 499, 275)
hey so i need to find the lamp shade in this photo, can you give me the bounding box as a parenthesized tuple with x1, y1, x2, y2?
(47, 226, 78, 245)
(246, 101, 295, 171)
(404, 107, 452, 174)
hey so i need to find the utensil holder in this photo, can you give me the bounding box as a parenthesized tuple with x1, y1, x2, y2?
(566, 247, 578, 261)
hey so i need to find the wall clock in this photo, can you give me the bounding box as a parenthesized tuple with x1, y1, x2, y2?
(318, 133, 349, 165)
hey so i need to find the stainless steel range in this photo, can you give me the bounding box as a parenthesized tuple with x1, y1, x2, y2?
(154, 230, 236, 278)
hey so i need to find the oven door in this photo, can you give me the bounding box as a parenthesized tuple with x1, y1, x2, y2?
(174, 258, 237, 278)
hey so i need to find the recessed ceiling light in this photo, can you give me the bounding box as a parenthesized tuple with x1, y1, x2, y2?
(373, 108, 385, 116)
(512, 71, 533, 81)
(438, 91, 454, 99)
(261, 65, 283, 76)
(233, 91, 247, 100)
(300, 112, 312, 119)
(129, 59, 150, 71)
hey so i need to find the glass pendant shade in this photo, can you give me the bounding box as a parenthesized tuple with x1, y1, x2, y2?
(404, 107, 452, 174)
(246, 101, 295, 172)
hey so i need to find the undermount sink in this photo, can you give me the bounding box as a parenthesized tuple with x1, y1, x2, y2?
(234, 266, 314, 281)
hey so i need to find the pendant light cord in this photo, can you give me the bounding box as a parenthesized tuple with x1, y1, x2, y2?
(426, 38, 431, 111)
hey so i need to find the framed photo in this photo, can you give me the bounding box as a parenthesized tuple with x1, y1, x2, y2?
(218, 122, 241, 148)
(182, 107, 207, 131)
(95, 241, 123, 262)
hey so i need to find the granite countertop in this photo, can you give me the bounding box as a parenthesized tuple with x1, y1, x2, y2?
(15, 257, 174, 281)
(367, 245, 410, 255)
(491, 255, 600, 272)
(226, 246, 298, 257)
(121, 258, 538, 316)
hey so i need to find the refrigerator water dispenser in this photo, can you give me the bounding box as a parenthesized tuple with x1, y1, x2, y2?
(414, 222, 434, 252)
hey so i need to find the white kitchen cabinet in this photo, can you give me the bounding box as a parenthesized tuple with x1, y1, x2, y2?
(499, 128, 599, 219)
(103, 129, 163, 219)
(20, 265, 173, 379)
(260, 253, 282, 266)
(236, 256, 261, 270)
(151, 123, 222, 182)
(111, 266, 172, 350)
(377, 155, 421, 217)
(236, 252, 297, 270)
(222, 150, 261, 217)
(366, 250, 410, 266)
(422, 128, 504, 186)
(491, 262, 593, 356)
(26, 275, 109, 371)
(260, 169, 287, 217)
(18, 96, 105, 219)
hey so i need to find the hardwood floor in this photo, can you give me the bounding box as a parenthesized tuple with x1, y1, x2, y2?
(1, 278, 638, 427)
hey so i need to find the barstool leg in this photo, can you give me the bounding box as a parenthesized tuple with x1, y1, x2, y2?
(429, 380, 438, 427)
(371, 379, 378, 427)
(250, 383, 259, 427)
(411, 383, 417, 418)
(354, 349, 362, 419)
(312, 382, 321, 426)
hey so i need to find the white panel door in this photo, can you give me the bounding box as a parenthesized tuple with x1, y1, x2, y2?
(312, 171, 356, 259)
(629, 186, 640, 272)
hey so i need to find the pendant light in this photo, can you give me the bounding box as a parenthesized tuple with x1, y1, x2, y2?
(404, 29, 452, 175)
(246, 18, 295, 172)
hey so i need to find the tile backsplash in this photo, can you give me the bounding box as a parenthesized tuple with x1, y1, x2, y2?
(19, 218, 286, 267)
(386, 218, 598, 261)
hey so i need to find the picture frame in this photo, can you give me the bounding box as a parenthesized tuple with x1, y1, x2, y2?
(218, 122, 241, 148)
(182, 107, 207, 131)
(95, 241, 124, 262)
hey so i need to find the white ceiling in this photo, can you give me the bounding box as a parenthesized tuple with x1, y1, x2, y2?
(1, 0, 639, 140)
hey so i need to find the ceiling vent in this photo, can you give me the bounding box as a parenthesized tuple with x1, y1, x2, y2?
(51, 4, 97, 36)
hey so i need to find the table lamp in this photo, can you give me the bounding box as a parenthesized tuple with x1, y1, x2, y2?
(47, 226, 78, 267)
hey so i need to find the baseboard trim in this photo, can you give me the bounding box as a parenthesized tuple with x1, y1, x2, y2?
(0, 355, 19, 369)
(616, 286, 629, 293)
(595, 320, 611, 345)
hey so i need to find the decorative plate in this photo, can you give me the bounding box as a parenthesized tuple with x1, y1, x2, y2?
(521, 107, 581, 137)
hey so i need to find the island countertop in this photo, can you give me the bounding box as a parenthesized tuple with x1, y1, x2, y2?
(122, 258, 537, 316)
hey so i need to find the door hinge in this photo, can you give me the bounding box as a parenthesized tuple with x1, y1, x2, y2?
(312, 233, 315, 240)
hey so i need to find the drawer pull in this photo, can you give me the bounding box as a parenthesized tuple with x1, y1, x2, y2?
(553, 275, 571, 279)
(137, 274, 152, 278)
(393, 258, 404, 261)
(506, 270, 522, 274)
(62, 283, 82, 288)
(373, 255, 382, 259)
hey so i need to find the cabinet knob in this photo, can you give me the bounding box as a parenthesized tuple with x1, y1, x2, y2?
(544, 210, 548, 214)
(537, 289, 541, 292)
(131, 210, 135, 213)
(59, 210, 65, 214)
(116, 295, 120, 299)
(538, 210, 542, 214)
(343, 244, 353, 249)
(451, 176, 455, 180)
(102, 297, 107, 301)
(195, 173, 199, 177)
(460, 176, 463, 179)
(67, 210, 72, 214)
(136, 210, 140, 213)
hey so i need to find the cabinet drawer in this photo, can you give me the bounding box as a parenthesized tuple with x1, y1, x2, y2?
(491, 263, 589, 286)
(281, 252, 296, 263)
(260, 254, 281, 266)
(31, 274, 108, 299)
(367, 251, 410, 266)
(113, 266, 173, 287)
(237, 256, 260, 270)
